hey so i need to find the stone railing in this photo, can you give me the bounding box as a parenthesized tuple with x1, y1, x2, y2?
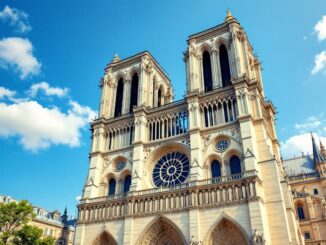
(78, 171, 259, 223)
(288, 172, 319, 183)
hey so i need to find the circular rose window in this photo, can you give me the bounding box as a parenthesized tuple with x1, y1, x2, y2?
(216, 138, 230, 152)
(152, 152, 190, 187)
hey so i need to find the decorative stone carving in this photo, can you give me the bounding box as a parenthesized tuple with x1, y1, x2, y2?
(189, 236, 202, 245)
(189, 40, 199, 58)
(141, 56, 153, 74)
(251, 230, 266, 245)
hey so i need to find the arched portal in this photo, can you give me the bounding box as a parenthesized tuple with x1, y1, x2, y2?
(92, 231, 117, 245)
(205, 217, 249, 245)
(136, 216, 186, 245)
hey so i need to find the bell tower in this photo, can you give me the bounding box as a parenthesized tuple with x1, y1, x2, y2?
(75, 11, 303, 245)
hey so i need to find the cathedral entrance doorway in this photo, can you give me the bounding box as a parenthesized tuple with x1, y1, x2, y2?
(136, 216, 186, 245)
(92, 231, 117, 245)
(206, 217, 249, 245)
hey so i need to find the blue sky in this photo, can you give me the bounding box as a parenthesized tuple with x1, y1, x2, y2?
(0, 0, 326, 216)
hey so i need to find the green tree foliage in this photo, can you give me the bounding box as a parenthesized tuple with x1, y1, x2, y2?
(0, 201, 54, 245)
(12, 225, 55, 245)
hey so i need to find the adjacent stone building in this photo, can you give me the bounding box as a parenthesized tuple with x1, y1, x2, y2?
(74, 11, 308, 245)
(283, 135, 326, 244)
(0, 194, 76, 245)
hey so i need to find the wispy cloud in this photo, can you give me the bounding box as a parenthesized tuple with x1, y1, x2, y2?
(0, 87, 16, 100)
(281, 133, 326, 158)
(28, 82, 69, 98)
(281, 114, 326, 158)
(0, 37, 41, 79)
(0, 6, 31, 33)
(311, 50, 326, 75)
(0, 85, 97, 152)
(314, 15, 326, 42)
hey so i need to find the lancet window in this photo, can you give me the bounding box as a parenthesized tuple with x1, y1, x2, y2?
(297, 203, 305, 220)
(211, 160, 221, 178)
(203, 51, 213, 92)
(106, 123, 134, 151)
(148, 111, 188, 141)
(108, 178, 116, 196)
(114, 78, 124, 117)
(230, 155, 241, 175)
(123, 175, 131, 193)
(201, 98, 238, 128)
(157, 87, 162, 107)
(219, 44, 231, 87)
(129, 73, 139, 113)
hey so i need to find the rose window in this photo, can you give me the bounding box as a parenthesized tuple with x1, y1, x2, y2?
(152, 152, 190, 187)
(216, 139, 230, 152)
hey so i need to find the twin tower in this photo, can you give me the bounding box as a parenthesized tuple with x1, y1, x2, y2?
(74, 11, 304, 245)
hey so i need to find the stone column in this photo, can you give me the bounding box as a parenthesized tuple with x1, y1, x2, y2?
(123, 79, 131, 114)
(138, 64, 146, 106)
(198, 56, 204, 92)
(153, 84, 159, 107)
(109, 83, 117, 118)
(210, 48, 219, 89)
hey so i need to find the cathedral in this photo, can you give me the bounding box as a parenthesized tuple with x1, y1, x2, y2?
(74, 11, 326, 245)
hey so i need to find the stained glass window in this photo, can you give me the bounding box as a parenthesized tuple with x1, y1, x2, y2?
(152, 152, 189, 187)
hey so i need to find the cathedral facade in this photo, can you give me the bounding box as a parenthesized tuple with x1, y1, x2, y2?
(74, 12, 305, 245)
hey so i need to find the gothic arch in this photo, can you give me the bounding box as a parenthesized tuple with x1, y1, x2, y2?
(92, 231, 117, 245)
(135, 215, 187, 245)
(203, 214, 250, 245)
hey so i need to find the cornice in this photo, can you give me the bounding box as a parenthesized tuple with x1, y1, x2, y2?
(105, 51, 171, 83)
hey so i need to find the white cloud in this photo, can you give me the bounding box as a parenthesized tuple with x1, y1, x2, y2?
(0, 86, 97, 151)
(75, 195, 81, 202)
(294, 116, 321, 132)
(315, 15, 326, 42)
(0, 37, 41, 79)
(281, 114, 326, 158)
(28, 82, 69, 98)
(0, 6, 31, 33)
(281, 133, 326, 159)
(311, 50, 326, 75)
(0, 86, 16, 99)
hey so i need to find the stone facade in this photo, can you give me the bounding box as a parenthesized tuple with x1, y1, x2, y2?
(283, 135, 326, 245)
(74, 11, 303, 245)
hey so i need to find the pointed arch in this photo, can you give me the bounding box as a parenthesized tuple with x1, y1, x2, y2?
(108, 178, 116, 196)
(135, 215, 187, 245)
(114, 78, 124, 117)
(204, 214, 250, 245)
(230, 155, 241, 175)
(219, 44, 231, 87)
(202, 51, 213, 92)
(157, 86, 162, 107)
(92, 231, 117, 245)
(211, 160, 221, 178)
(129, 73, 139, 113)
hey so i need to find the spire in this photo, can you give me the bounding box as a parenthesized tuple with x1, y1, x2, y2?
(225, 9, 234, 22)
(112, 53, 120, 63)
(61, 207, 68, 224)
(311, 133, 325, 164)
(320, 140, 326, 158)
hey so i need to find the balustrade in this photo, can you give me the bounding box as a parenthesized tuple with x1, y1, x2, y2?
(78, 171, 258, 223)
